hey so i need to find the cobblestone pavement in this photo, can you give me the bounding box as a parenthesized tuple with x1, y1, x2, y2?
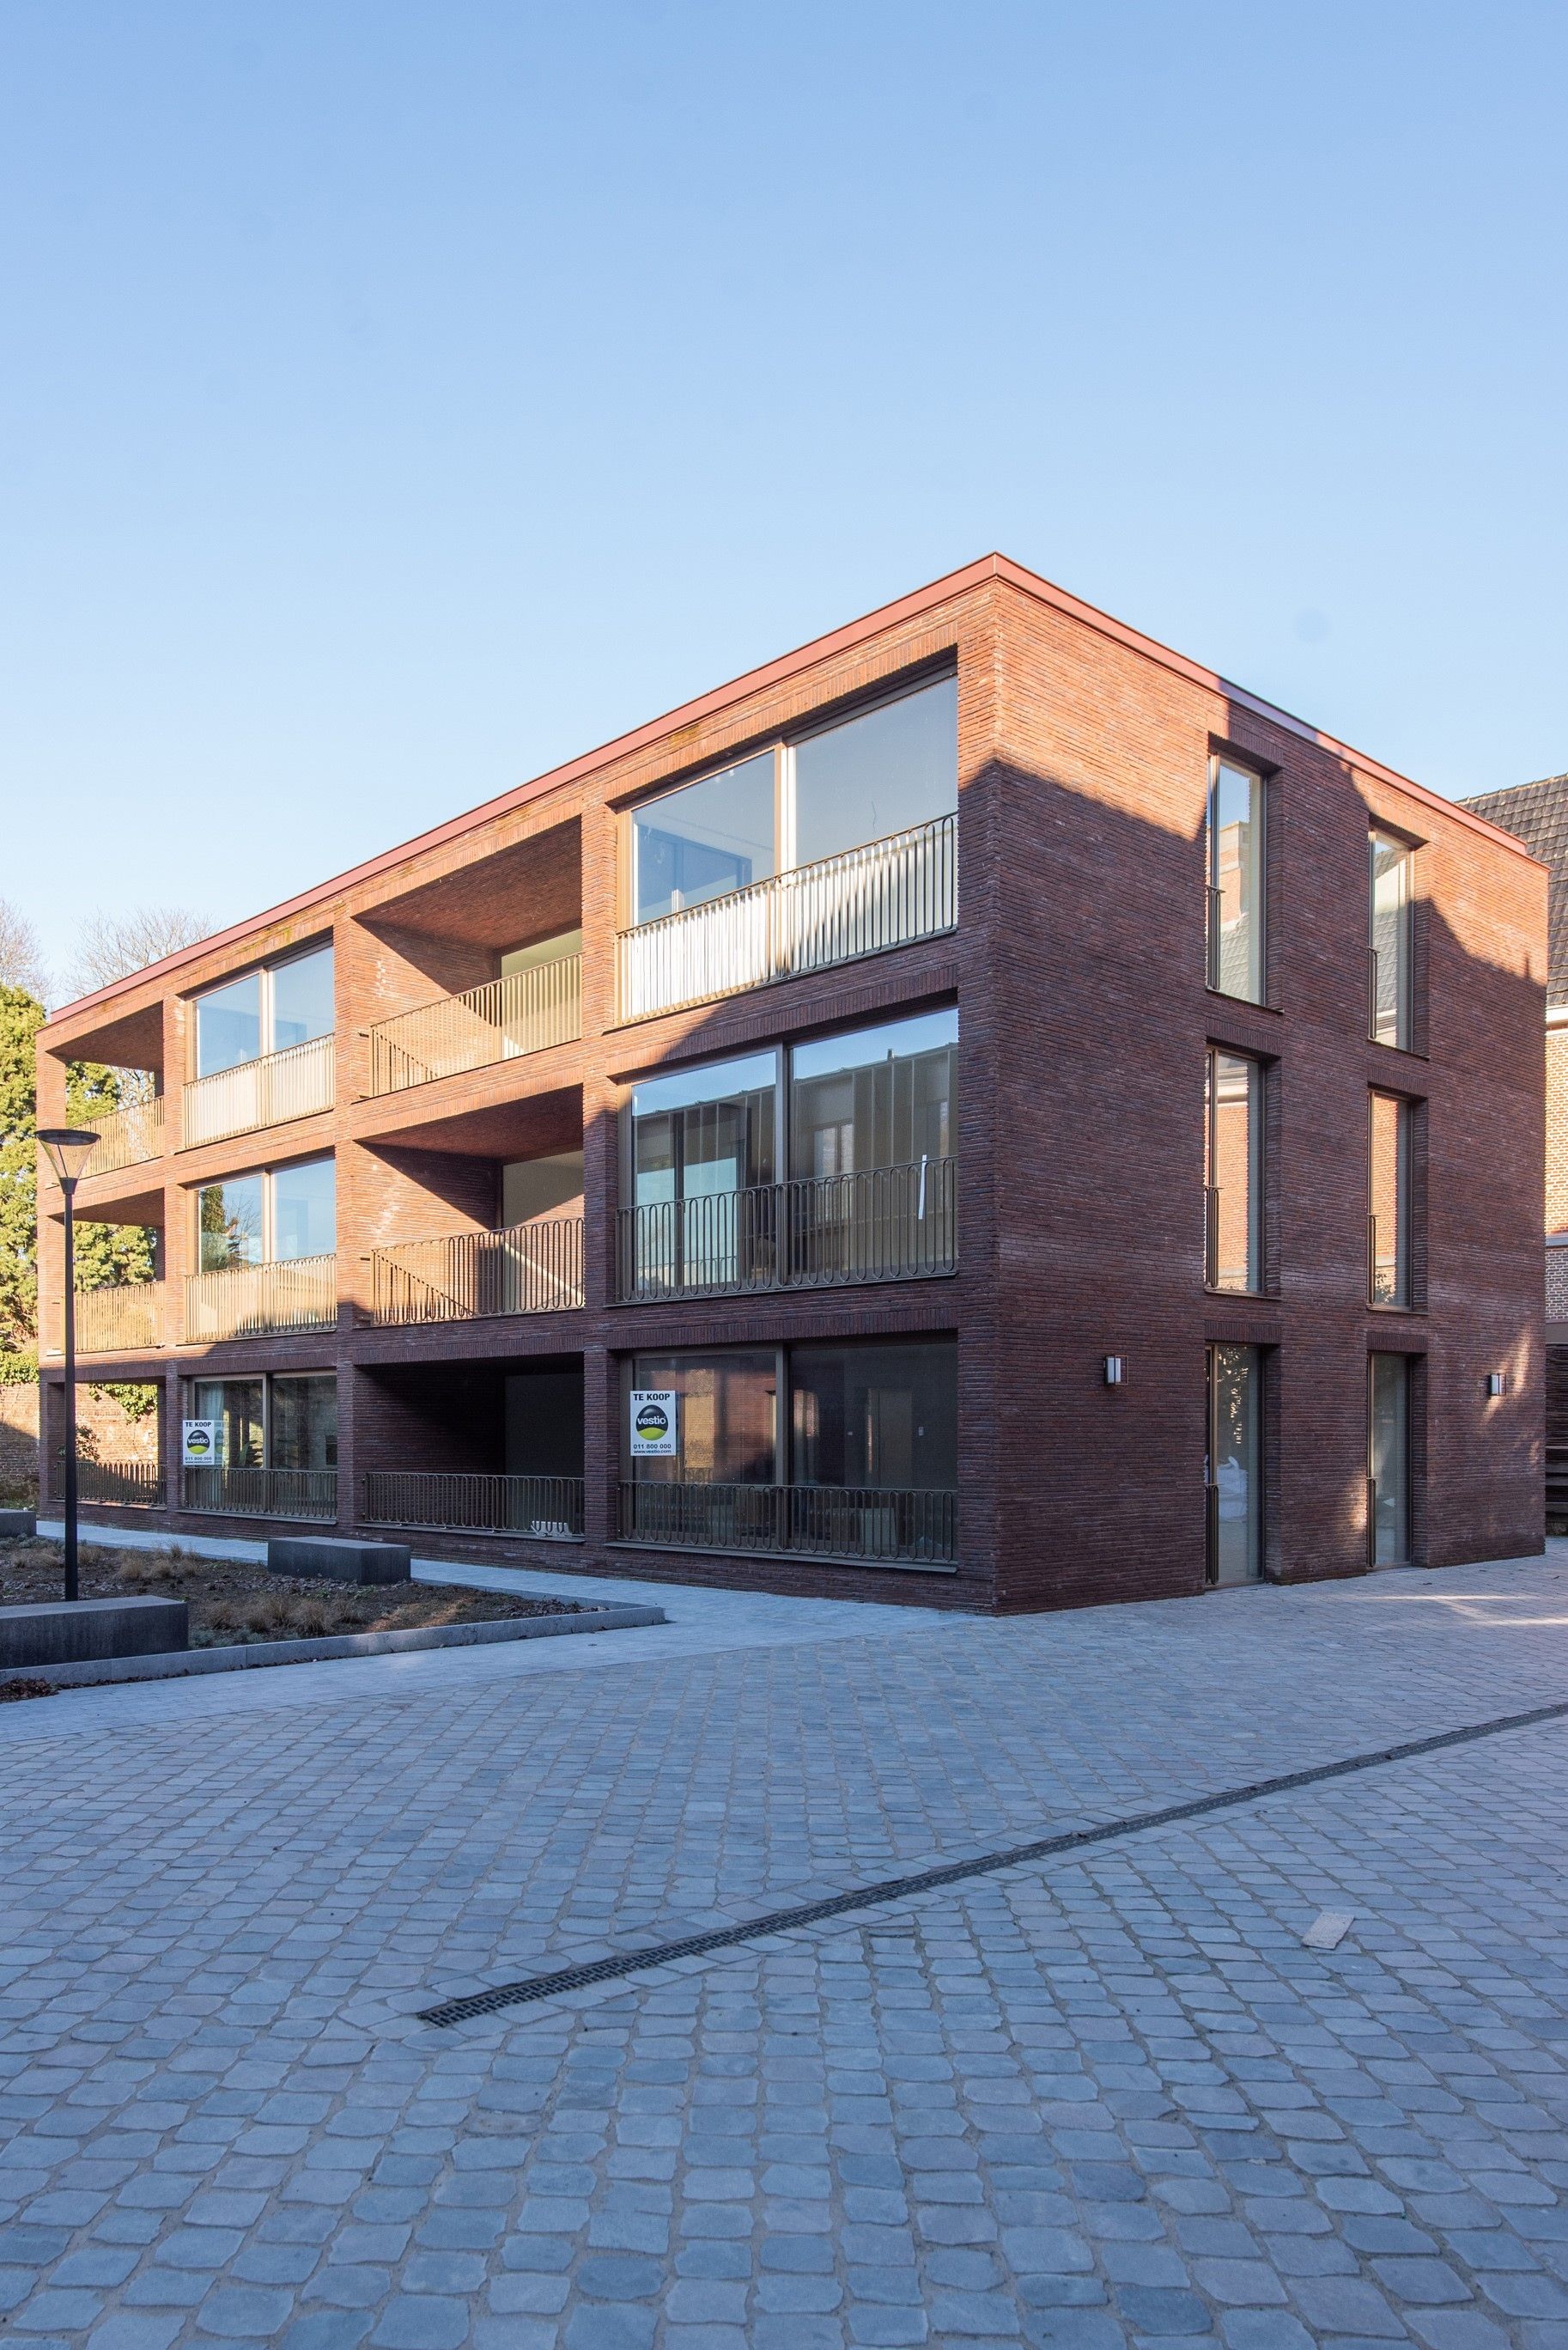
(3, 1550, 1568, 2347)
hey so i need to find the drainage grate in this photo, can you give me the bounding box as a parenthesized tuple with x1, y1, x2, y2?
(416, 1694, 1568, 2027)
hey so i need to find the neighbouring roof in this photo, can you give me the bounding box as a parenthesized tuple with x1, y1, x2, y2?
(1462, 774, 1568, 1002)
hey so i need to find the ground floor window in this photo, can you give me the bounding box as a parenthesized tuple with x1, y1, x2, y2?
(189, 1374, 337, 1470)
(1369, 1352, 1412, 1565)
(1206, 1343, 1262, 1586)
(619, 1338, 957, 1565)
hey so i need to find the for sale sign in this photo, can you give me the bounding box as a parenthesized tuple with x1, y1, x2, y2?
(181, 1419, 217, 1466)
(629, 1390, 678, 1458)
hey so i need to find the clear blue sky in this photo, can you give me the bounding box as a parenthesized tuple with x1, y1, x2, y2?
(3, 1, 1565, 987)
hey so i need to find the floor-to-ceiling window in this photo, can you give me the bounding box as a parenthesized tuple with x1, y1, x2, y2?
(620, 1337, 957, 1565)
(1369, 831, 1415, 1049)
(1369, 1093, 1412, 1307)
(193, 943, 334, 1078)
(1203, 1050, 1263, 1293)
(1206, 1345, 1262, 1585)
(1205, 758, 1265, 1002)
(196, 1157, 335, 1269)
(1369, 1353, 1412, 1565)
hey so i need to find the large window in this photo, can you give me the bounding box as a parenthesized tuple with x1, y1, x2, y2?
(791, 1010, 955, 1179)
(194, 944, 334, 1078)
(629, 674, 957, 925)
(790, 1340, 957, 1492)
(1368, 1093, 1412, 1307)
(198, 1157, 335, 1272)
(1203, 1050, 1262, 1293)
(627, 1349, 779, 1486)
(1205, 758, 1265, 1002)
(190, 1373, 337, 1470)
(1370, 831, 1414, 1049)
(1369, 1353, 1411, 1564)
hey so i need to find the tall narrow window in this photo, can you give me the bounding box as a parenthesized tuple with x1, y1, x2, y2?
(1370, 831, 1413, 1048)
(1206, 758, 1265, 1001)
(1368, 1092, 1411, 1306)
(1203, 1050, 1262, 1292)
(1206, 1345, 1262, 1585)
(1369, 1353, 1411, 1564)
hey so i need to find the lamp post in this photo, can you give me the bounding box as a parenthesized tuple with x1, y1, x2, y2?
(35, 1128, 100, 1603)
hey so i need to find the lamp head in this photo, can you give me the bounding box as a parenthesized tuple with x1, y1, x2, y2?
(35, 1127, 101, 1187)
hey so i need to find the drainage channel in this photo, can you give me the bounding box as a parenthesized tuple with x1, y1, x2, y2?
(417, 1692, 1568, 2028)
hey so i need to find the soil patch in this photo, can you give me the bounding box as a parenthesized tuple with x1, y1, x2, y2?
(0, 1537, 583, 1646)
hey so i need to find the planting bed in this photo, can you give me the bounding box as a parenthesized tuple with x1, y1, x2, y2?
(0, 1537, 585, 1647)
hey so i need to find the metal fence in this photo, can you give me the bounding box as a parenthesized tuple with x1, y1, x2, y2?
(362, 1471, 585, 1539)
(371, 1215, 585, 1325)
(184, 1253, 337, 1341)
(367, 954, 582, 1095)
(73, 1457, 166, 1509)
(616, 1159, 956, 1301)
(617, 814, 957, 1022)
(82, 1096, 164, 1177)
(616, 1481, 957, 1567)
(181, 1465, 337, 1520)
(74, 1280, 164, 1354)
(181, 1033, 336, 1148)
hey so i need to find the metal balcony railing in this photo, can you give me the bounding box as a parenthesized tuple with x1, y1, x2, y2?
(182, 1034, 336, 1148)
(181, 1465, 337, 1520)
(366, 954, 581, 1096)
(82, 1096, 164, 1177)
(617, 814, 957, 1022)
(184, 1253, 337, 1341)
(370, 1215, 585, 1326)
(76, 1457, 166, 1509)
(617, 1481, 957, 1568)
(75, 1281, 164, 1355)
(362, 1471, 585, 1540)
(616, 1159, 957, 1302)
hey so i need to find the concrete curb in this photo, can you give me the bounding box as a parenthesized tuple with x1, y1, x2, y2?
(0, 1602, 667, 1689)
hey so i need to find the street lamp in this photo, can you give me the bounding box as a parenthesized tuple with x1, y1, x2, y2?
(36, 1127, 100, 1603)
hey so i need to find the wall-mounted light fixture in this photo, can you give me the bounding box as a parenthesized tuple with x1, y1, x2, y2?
(1104, 1355, 1124, 1386)
(1485, 1372, 1506, 1398)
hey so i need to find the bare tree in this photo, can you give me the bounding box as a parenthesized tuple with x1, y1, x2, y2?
(0, 899, 48, 1000)
(65, 906, 210, 1000)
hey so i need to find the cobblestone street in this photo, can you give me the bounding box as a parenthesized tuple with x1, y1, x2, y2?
(4, 1549, 1568, 2348)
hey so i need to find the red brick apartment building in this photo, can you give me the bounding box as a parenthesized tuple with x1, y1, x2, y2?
(33, 555, 1547, 1610)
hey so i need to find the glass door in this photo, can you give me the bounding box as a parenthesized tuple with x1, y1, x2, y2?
(1206, 1345, 1262, 1586)
(1369, 1354, 1411, 1564)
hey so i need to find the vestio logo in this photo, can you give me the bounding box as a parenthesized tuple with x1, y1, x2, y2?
(635, 1403, 669, 1440)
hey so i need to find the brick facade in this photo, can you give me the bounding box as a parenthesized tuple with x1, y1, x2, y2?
(35, 556, 1547, 1608)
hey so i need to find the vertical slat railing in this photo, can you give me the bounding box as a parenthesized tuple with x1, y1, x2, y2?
(367, 956, 581, 1095)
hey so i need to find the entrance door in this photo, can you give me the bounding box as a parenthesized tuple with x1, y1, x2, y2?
(1206, 1345, 1262, 1585)
(1369, 1353, 1411, 1565)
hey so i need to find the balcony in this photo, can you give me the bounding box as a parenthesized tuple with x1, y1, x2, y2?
(76, 1281, 164, 1355)
(617, 814, 957, 1023)
(82, 1097, 164, 1178)
(182, 1034, 336, 1149)
(366, 954, 581, 1097)
(617, 1481, 957, 1569)
(182, 1465, 337, 1520)
(616, 1159, 956, 1302)
(362, 1470, 585, 1540)
(184, 1254, 337, 1342)
(77, 1457, 166, 1509)
(369, 1215, 584, 1326)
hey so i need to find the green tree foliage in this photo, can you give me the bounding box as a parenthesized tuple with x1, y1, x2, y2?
(0, 983, 44, 1371)
(0, 981, 156, 1383)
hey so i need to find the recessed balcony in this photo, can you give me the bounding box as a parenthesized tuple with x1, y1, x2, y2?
(83, 1097, 165, 1177)
(184, 1254, 337, 1342)
(616, 1159, 956, 1302)
(362, 1470, 585, 1540)
(75, 1280, 165, 1355)
(182, 1034, 336, 1149)
(369, 1215, 585, 1326)
(365, 954, 582, 1097)
(616, 813, 956, 1023)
